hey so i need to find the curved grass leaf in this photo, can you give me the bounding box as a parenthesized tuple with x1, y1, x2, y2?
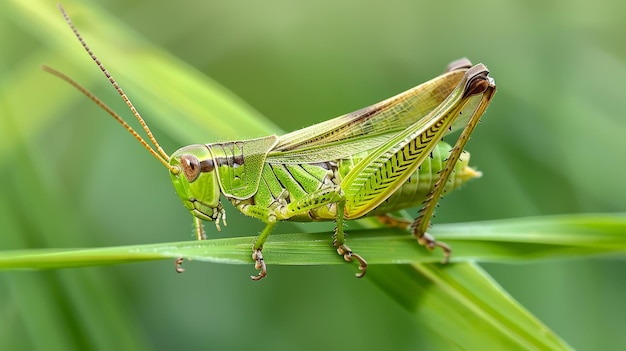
(2, 214, 622, 350)
(0, 214, 623, 270)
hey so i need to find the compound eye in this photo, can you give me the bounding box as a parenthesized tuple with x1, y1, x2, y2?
(180, 154, 201, 182)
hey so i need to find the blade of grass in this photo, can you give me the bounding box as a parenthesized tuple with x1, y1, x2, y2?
(368, 263, 571, 350)
(0, 214, 623, 269)
(4, 213, 620, 350)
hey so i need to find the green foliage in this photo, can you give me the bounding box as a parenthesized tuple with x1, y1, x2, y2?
(2, 215, 624, 270)
(2, 1, 626, 350)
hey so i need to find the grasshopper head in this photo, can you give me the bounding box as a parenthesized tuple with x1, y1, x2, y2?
(169, 145, 225, 224)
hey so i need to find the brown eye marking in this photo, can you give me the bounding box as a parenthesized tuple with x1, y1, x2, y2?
(180, 154, 200, 182)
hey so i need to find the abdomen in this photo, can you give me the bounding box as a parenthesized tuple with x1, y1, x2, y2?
(251, 142, 479, 222)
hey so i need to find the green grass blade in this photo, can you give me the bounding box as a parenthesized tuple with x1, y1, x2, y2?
(3, 213, 621, 350)
(368, 263, 571, 350)
(0, 214, 623, 270)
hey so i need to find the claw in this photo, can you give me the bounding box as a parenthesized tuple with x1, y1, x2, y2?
(336, 244, 368, 278)
(418, 233, 451, 264)
(174, 257, 185, 273)
(251, 249, 267, 281)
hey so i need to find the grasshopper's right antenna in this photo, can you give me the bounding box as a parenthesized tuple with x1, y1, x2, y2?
(45, 4, 179, 175)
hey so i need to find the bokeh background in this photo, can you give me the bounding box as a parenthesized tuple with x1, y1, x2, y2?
(2, 0, 626, 349)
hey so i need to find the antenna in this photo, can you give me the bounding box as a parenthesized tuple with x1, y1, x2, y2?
(46, 4, 179, 174)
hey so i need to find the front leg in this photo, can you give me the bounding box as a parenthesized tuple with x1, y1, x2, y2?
(237, 203, 277, 281)
(175, 216, 207, 273)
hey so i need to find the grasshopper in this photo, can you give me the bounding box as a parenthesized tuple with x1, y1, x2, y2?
(45, 5, 496, 280)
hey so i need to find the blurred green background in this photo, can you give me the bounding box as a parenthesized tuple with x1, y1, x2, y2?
(1, 0, 625, 350)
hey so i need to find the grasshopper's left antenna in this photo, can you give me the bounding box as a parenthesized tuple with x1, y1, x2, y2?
(44, 4, 179, 174)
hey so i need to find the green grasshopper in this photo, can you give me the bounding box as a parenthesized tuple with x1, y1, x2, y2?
(45, 5, 496, 280)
